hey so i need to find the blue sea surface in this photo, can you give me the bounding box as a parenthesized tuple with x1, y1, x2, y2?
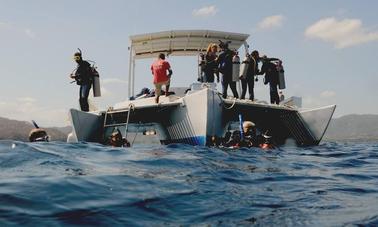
(1, 141, 378, 226)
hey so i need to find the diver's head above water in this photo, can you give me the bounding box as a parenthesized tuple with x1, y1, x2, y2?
(29, 128, 49, 142)
(73, 52, 82, 63)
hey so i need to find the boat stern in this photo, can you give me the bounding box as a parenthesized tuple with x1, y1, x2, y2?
(299, 105, 336, 144)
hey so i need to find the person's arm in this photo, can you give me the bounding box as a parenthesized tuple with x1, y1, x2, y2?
(165, 61, 172, 77)
(260, 63, 270, 85)
(151, 64, 154, 75)
(255, 60, 263, 79)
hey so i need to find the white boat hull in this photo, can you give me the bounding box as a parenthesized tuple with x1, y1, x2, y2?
(68, 87, 336, 146)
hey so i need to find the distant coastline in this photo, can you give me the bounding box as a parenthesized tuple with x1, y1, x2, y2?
(0, 117, 70, 142)
(1, 114, 377, 142)
(323, 114, 378, 142)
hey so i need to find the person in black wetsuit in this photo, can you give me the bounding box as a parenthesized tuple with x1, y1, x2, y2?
(70, 51, 93, 112)
(241, 121, 258, 147)
(29, 128, 49, 142)
(203, 43, 219, 83)
(217, 41, 238, 99)
(240, 50, 260, 101)
(260, 56, 280, 105)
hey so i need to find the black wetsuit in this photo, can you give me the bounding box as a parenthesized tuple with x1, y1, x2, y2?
(241, 57, 258, 100)
(203, 54, 218, 82)
(218, 49, 238, 99)
(261, 61, 279, 104)
(75, 60, 92, 112)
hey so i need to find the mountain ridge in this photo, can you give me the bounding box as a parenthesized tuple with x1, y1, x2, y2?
(0, 117, 70, 141)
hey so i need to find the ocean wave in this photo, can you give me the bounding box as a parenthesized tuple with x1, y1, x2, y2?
(1, 141, 378, 226)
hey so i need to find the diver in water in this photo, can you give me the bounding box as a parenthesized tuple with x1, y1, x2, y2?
(225, 130, 242, 148)
(221, 131, 232, 147)
(70, 50, 93, 112)
(109, 129, 130, 147)
(29, 129, 49, 142)
(260, 134, 275, 150)
(29, 121, 49, 142)
(240, 121, 257, 148)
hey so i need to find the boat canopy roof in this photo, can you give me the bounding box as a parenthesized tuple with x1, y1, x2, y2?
(129, 30, 250, 59)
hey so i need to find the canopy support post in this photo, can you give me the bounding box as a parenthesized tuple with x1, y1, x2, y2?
(132, 56, 136, 97)
(128, 45, 133, 99)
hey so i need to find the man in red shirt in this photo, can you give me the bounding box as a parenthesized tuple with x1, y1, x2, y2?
(151, 53, 173, 103)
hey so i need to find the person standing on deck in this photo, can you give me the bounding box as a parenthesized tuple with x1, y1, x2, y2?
(203, 43, 219, 83)
(260, 56, 280, 104)
(240, 50, 260, 101)
(151, 53, 173, 103)
(70, 51, 93, 112)
(217, 41, 238, 99)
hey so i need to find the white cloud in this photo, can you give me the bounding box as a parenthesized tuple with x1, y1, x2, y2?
(258, 15, 285, 30)
(102, 78, 128, 85)
(305, 17, 378, 48)
(24, 28, 36, 39)
(192, 5, 218, 17)
(320, 90, 336, 98)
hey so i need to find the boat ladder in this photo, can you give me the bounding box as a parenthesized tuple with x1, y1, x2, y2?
(103, 104, 135, 131)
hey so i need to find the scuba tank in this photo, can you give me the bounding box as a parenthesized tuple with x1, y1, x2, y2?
(276, 60, 286, 89)
(91, 66, 101, 97)
(239, 56, 250, 79)
(86, 58, 101, 97)
(232, 54, 240, 82)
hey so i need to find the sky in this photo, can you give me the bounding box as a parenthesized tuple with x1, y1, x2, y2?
(0, 0, 377, 126)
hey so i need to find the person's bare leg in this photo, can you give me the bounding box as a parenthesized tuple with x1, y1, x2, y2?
(155, 85, 161, 103)
(165, 85, 170, 97)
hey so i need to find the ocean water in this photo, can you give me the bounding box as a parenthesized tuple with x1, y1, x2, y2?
(0, 141, 378, 226)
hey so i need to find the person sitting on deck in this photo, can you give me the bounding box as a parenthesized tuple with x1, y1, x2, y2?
(130, 87, 151, 100)
(151, 53, 173, 103)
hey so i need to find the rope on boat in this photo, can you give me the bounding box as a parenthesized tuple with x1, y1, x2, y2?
(219, 92, 237, 110)
(130, 123, 140, 147)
